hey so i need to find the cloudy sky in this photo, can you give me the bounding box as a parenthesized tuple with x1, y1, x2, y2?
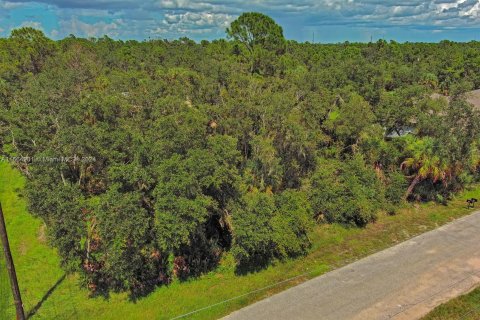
(0, 0, 479, 42)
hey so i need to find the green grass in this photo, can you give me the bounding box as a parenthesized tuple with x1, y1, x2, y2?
(0, 161, 64, 319)
(423, 286, 480, 319)
(1, 161, 480, 320)
(0, 249, 11, 319)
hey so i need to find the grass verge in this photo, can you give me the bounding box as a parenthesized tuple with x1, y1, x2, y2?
(422, 286, 480, 319)
(0, 252, 12, 319)
(1, 161, 480, 320)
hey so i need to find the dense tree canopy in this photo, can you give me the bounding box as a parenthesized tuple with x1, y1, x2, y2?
(1, 13, 479, 297)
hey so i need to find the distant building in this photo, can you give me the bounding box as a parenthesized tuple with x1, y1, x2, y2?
(385, 127, 414, 139)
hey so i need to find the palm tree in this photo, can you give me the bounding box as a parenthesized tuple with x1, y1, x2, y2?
(401, 137, 452, 200)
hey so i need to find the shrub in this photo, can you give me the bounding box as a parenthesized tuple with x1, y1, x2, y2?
(87, 188, 163, 297)
(231, 190, 313, 269)
(308, 156, 383, 227)
(271, 190, 313, 258)
(231, 191, 277, 268)
(385, 170, 408, 205)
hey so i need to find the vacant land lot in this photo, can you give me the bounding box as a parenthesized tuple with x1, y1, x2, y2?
(1, 162, 480, 320)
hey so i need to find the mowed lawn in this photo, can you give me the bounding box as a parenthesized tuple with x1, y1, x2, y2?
(423, 286, 480, 319)
(1, 161, 480, 320)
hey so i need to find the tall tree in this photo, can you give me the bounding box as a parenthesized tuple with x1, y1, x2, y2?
(227, 12, 285, 74)
(226, 12, 285, 54)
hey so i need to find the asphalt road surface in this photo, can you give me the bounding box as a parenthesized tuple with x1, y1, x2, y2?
(223, 211, 480, 320)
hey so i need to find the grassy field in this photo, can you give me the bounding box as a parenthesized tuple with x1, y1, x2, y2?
(1, 161, 480, 320)
(423, 286, 480, 319)
(0, 161, 65, 319)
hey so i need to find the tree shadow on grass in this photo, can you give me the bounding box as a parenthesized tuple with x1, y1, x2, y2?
(27, 274, 66, 319)
(234, 254, 273, 276)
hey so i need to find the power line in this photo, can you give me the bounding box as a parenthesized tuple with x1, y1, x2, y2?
(170, 269, 314, 320)
(460, 304, 480, 319)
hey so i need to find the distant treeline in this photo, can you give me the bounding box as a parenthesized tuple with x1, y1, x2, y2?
(0, 13, 479, 297)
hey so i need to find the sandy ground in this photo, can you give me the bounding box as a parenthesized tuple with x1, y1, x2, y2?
(431, 89, 480, 110)
(466, 89, 480, 109)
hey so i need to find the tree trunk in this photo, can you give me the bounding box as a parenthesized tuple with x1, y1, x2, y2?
(10, 130, 16, 150)
(60, 171, 67, 186)
(404, 175, 422, 200)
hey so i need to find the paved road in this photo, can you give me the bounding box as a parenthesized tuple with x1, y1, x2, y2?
(223, 212, 480, 320)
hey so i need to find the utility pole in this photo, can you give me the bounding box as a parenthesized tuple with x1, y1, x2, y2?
(0, 202, 25, 320)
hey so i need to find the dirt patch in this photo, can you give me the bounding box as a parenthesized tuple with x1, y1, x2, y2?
(37, 223, 47, 244)
(466, 89, 480, 110)
(18, 240, 27, 256)
(431, 89, 480, 110)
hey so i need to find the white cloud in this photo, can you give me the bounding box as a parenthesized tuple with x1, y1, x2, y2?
(2, 0, 480, 40)
(58, 17, 121, 37)
(50, 29, 59, 37)
(19, 20, 44, 30)
(461, 0, 480, 18)
(164, 12, 232, 28)
(150, 11, 233, 36)
(155, 0, 237, 13)
(0, 1, 25, 9)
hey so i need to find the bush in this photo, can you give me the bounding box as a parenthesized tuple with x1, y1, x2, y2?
(308, 156, 383, 227)
(231, 190, 313, 269)
(385, 170, 408, 205)
(435, 194, 447, 205)
(26, 169, 86, 272)
(231, 191, 276, 268)
(87, 188, 163, 297)
(271, 190, 313, 258)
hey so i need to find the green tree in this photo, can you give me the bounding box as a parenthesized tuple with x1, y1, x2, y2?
(308, 156, 383, 226)
(226, 12, 285, 54)
(88, 188, 161, 296)
(401, 136, 451, 200)
(9, 27, 56, 74)
(2, 27, 480, 296)
(231, 189, 312, 269)
(227, 12, 285, 74)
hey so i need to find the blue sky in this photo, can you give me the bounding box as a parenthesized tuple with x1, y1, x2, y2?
(0, 0, 479, 42)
